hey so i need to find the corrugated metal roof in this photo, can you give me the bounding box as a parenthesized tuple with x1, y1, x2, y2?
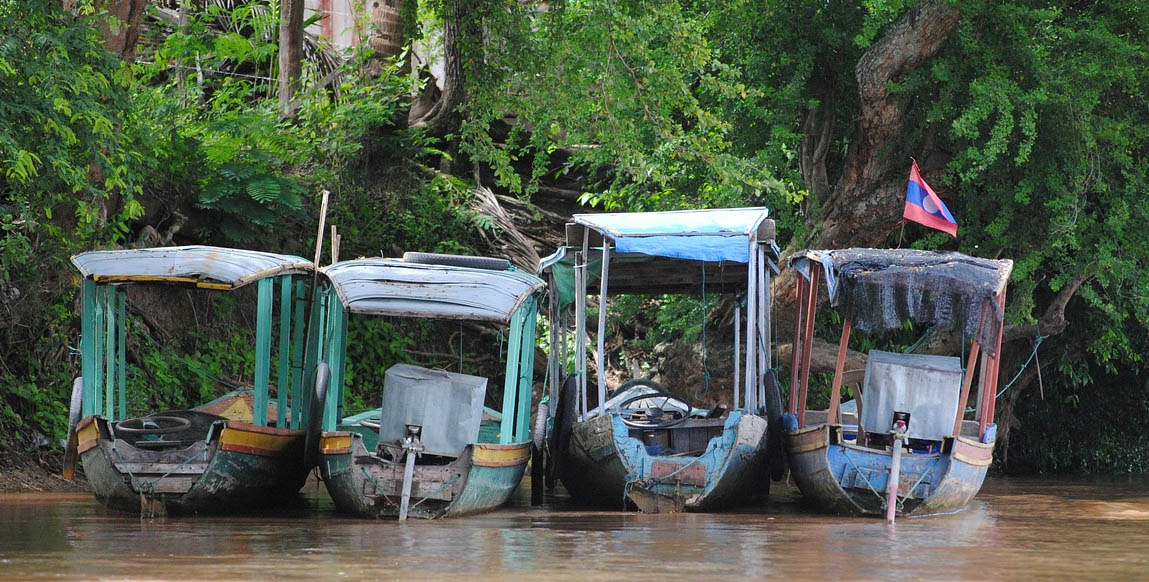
(71, 246, 313, 290)
(322, 258, 545, 323)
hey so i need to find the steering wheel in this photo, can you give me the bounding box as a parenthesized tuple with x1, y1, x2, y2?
(615, 382, 692, 429)
(115, 415, 192, 435)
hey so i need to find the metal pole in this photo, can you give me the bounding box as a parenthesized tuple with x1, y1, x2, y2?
(743, 241, 757, 411)
(756, 244, 768, 410)
(596, 243, 610, 414)
(733, 302, 741, 411)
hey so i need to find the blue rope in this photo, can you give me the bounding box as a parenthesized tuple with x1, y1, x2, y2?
(996, 334, 1046, 399)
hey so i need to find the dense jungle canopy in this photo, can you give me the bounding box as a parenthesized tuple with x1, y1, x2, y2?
(1, 0, 1147, 475)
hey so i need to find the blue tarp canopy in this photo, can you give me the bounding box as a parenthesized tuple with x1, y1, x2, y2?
(322, 258, 545, 324)
(541, 208, 778, 306)
(571, 207, 772, 263)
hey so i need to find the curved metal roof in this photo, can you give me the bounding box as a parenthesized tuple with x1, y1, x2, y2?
(321, 257, 545, 323)
(71, 246, 313, 290)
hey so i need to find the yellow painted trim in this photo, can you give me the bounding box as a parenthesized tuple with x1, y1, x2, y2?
(952, 450, 993, 467)
(219, 425, 300, 456)
(320, 434, 353, 455)
(91, 275, 232, 290)
(473, 443, 530, 467)
(76, 419, 101, 454)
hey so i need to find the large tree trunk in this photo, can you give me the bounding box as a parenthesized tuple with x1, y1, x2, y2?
(409, 0, 474, 138)
(67, 0, 149, 61)
(776, 0, 962, 329)
(278, 0, 304, 118)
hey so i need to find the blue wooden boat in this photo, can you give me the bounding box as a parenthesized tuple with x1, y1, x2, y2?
(64, 246, 316, 516)
(785, 249, 1013, 521)
(537, 208, 785, 512)
(312, 254, 544, 519)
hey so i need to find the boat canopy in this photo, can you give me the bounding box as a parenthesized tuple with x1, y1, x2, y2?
(790, 249, 1013, 352)
(71, 245, 313, 290)
(541, 208, 779, 305)
(321, 258, 545, 324)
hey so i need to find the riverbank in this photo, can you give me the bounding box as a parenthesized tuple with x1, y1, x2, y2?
(0, 449, 88, 493)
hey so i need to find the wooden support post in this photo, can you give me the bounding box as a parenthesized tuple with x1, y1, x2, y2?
(743, 243, 758, 411)
(796, 267, 820, 428)
(277, 276, 292, 428)
(102, 284, 114, 419)
(517, 296, 538, 442)
(827, 319, 852, 426)
(290, 280, 306, 428)
(789, 275, 806, 416)
(760, 244, 773, 406)
(734, 302, 741, 411)
(116, 288, 126, 420)
(254, 277, 274, 426)
(982, 286, 1008, 440)
(501, 307, 525, 444)
(954, 340, 981, 436)
(953, 305, 988, 436)
(81, 279, 97, 417)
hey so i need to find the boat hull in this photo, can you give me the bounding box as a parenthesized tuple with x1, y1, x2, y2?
(76, 416, 308, 515)
(785, 423, 994, 517)
(319, 432, 530, 519)
(559, 411, 770, 512)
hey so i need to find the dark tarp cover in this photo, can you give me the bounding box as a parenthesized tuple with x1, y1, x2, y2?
(790, 249, 1012, 354)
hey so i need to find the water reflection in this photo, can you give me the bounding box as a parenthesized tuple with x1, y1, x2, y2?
(1, 476, 1148, 581)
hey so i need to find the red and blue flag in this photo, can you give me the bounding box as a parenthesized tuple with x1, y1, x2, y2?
(903, 160, 957, 237)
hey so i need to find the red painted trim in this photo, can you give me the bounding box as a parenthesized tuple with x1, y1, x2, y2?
(903, 201, 958, 237)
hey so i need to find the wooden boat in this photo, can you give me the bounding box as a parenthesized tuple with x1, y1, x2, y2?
(64, 246, 316, 516)
(785, 249, 1013, 520)
(537, 208, 785, 512)
(313, 254, 545, 519)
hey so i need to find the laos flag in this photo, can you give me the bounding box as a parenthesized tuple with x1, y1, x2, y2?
(903, 160, 957, 237)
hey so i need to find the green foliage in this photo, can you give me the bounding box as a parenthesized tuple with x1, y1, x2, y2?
(460, 0, 794, 212)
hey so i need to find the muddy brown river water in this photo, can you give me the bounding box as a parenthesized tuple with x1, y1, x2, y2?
(1, 475, 1147, 581)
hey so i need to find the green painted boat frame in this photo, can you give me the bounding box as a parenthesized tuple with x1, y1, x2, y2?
(69, 246, 317, 515)
(314, 256, 544, 519)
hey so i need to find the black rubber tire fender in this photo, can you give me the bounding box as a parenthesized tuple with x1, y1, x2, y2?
(304, 362, 330, 468)
(402, 252, 511, 271)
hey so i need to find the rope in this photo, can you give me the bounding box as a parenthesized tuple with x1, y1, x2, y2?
(841, 449, 888, 507)
(360, 466, 394, 506)
(408, 474, 460, 510)
(903, 326, 934, 354)
(996, 334, 1046, 399)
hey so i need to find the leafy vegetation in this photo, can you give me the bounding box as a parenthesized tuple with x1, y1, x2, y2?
(1, 0, 1147, 476)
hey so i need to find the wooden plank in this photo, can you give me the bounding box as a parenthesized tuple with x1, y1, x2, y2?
(116, 462, 208, 475)
(277, 275, 292, 427)
(134, 476, 198, 494)
(649, 460, 707, 487)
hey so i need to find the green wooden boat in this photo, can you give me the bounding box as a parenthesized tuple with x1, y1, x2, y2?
(64, 246, 317, 516)
(312, 253, 544, 520)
